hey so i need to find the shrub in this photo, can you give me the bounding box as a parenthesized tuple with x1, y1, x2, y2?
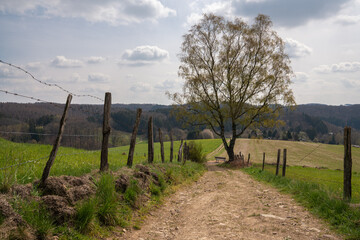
(123, 179, 141, 208)
(188, 141, 207, 163)
(96, 174, 119, 226)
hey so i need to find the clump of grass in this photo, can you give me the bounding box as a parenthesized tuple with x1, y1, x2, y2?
(75, 197, 97, 233)
(123, 179, 142, 208)
(14, 199, 54, 240)
(243, 167, 360, 239)
(96, 174, 119, 226)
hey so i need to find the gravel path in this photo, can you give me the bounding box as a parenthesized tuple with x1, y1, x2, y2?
(122, 162, 341, 240)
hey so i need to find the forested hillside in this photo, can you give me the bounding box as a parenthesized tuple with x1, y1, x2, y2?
(1, 102, 359, 148)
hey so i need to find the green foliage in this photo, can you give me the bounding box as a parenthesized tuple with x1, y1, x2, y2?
(123, 179, 142, 208)
(75, 198, 97, 233)
(14, 199, 54, 239)
(188, 141, 207, 163)
(244, 168, 360, 239)
(96, 174, 119, 226)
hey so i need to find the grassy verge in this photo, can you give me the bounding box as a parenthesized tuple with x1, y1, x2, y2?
(243, 167, 360, 239)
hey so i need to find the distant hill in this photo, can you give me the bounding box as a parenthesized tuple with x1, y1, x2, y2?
(0, 102, 359, 147)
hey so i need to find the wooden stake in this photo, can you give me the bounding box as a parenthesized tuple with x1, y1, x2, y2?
(262, 152, 265, 171)
(275, 149, 281, 176)
(344, 126, 352, 201)
(170, 130, 173, 162)
(159, 128, 165, 163)
(40, 94, 72, 186)
(148, 117, 154, 163)
(100, 92, 111, 172)
(282, 149, 287, 177)
(127, 108, 142, 167)
(178, 139, 184, 162)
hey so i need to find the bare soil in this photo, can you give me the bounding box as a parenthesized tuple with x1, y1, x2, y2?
(122, 162, 341, 240)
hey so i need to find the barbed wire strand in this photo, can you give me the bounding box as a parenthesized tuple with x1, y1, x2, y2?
(0, 59, 103, 102)
(0, 89, 65, 108)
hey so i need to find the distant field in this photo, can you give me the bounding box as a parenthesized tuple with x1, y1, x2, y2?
(0, 138, 222, 184)
(224, 138, 360, 203)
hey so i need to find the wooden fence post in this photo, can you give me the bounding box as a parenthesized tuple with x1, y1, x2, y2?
(148, 117, 154, 163)
(100, 92, 111, 172)
(182, 142, 187, 165)
(170, 130, 173, 162)
(247, 153, 250, 166)
(127, 108, 142, 167)
(262, 152, 265, 171)
(159, 128, 165, 163)
(344, 126, 352, 201)
(282, 149, 287, 177)
(178, 139, 184, 162)
(40, 94, 72, 186)
(275, 149, 281, 176)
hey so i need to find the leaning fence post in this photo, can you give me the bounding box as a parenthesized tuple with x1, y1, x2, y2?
(100, 92, 111, 172)
(159, 128, 165, 163)
(127, 108, 142, 167)
(282, 149, 287, 177)
(247, 153, 250, 166)
(344, 126, 352, 201)
(40, 94, 72, 186)
(262, 152, 265, 171)
(148, 117, 154, 163)
(178, 139, 184, 162)
(170, 130, 173, 162)
(275, 149, 281, 176)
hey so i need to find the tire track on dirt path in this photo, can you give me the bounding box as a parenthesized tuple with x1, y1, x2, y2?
(122, 162, 341, 240)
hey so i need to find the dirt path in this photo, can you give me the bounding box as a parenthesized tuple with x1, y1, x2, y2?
(122, 163, 341, 240)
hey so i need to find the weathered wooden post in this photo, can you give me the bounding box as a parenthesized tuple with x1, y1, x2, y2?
(247, 153, 250, 166)
(282, 149, 287, 177)
(344, 126, 352, 201)
(182, 142, 187, 165)
(100, 92, 111, 172)
(40, 94, 72, 186)
(148, 117, 154, 163)
(159, 128, 165, 163)
(275, 149, 281, 176)
(127, 108, 142, 167)
(170, 130, 173, 162)
(178, 139, 184, 162)
(262, 152, 265, 171)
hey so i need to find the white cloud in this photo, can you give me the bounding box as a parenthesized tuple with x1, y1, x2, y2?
(293, 72, 309, 83)
(130, 82, 151, 92)
(25, 62, 42, 70)
(284, 38, 312, 58)
(51, 56, 83, 68)
(88, 73, 110, 83)
(335, 15, 360, 25)
(86, 56, 106, 64)
(313, 62, 360, 73)
(0, 0, 176, 25)
(121, 45, 169, 66)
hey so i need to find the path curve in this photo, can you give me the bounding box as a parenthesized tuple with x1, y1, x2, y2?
(122, 162, 341, 240)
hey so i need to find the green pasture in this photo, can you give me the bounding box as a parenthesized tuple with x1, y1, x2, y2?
(0, 138, 222, 185)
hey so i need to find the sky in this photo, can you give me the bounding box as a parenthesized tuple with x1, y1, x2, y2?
(0, 0, 360, 106)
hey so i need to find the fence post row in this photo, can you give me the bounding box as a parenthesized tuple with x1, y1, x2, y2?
(344, 126, 352, 201)
(159, 128, 165, 163)
(148, 116, 154, 163)
(282, 149, 287, 177)
(127, 108, 142, 167)
(40, 94, 72, 186)
(275, 149, 281, 176)
(100, 92, 111, 172)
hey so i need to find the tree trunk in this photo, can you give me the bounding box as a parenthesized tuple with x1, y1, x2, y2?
(223, 137, 236, 162)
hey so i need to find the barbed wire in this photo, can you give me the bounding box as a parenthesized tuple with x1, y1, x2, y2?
(292, 143, 323, 163)
(0, 59, 103, 102)
(0, 89, 64, 108)
(0, 155, 49, 171)
(0, 131, 99, 137)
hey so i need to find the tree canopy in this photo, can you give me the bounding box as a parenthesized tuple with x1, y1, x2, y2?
(169, 14, 295, 161)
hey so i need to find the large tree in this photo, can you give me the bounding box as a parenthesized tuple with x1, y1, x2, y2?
(169, 14, 295, 161)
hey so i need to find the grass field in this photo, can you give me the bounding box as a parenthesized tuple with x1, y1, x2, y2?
(227, 138, 360, 203)
(0, 138, 222, 185)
